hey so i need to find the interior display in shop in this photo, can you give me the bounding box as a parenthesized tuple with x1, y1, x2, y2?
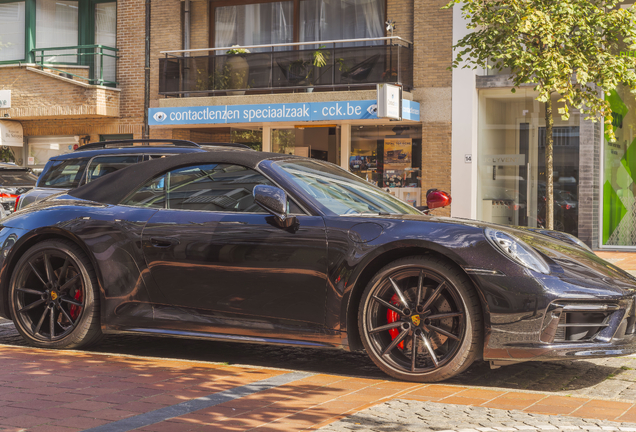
(2, 147, 635, 383)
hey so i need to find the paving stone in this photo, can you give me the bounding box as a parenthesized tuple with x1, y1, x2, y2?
(317, 400, 636, 432)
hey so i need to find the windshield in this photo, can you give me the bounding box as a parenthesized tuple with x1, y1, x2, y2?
(38, 159, 89, 188)
(275, 159, 421, 216)
(0, 171, 38, 185)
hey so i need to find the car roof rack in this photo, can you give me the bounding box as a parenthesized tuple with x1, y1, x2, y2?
(198, 142, 252, 150)
(75, 139, 202, 151)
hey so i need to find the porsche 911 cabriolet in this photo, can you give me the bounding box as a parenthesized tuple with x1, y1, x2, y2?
(0, 147, 634, 382)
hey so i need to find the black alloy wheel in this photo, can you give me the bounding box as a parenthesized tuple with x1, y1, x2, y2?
(9, 239, 102, 349)
(359, 256, 482, 382)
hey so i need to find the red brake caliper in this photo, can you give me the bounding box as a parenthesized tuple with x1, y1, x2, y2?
(386, 294, 404, 349)
(69, 289, 82, 320)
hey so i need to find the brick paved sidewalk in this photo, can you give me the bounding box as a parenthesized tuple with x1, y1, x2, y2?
(1, 345, 636, 432)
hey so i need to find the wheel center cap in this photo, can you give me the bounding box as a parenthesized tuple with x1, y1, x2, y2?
(411, 315, 421, 326)
(50, 291, 58, 301)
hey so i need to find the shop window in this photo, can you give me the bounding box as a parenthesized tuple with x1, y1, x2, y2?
(477, 88, 580, 235)
(603, 85, 636, 246)
(350, 125, 422, 207)
(271, 127, 340, 165)
(231, 128, 262, 151)
(0, 1, 26, 62)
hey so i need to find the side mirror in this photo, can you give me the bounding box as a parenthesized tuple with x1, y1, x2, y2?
(416, 189, 452, 213)
(253, 185, 297, 228)
(426, 189, 452, 209)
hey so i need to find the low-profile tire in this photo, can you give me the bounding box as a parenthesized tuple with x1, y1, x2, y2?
(8, 239, 102, 349)
(359, 255, 482, 382)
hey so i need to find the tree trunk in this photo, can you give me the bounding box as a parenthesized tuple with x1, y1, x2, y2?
(545, 95, 554, 230)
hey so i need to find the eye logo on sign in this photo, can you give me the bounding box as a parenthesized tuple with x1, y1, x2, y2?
(153, 112, 167, 122)
(367, 104, 378, 115)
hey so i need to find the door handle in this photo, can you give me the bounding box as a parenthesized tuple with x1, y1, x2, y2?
(150, 237, 179, 248)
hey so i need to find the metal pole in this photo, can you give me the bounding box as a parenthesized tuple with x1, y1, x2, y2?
(184, 0, 190, 96)
(143, 0, 151, 139)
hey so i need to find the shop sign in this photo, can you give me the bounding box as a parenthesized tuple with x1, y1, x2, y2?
(481, 154, 526, 166)
(0, 120, 23, 147)
(149, 99, 420, 126)
(0, 90, 10, 109)
(377, 84, 401, 120)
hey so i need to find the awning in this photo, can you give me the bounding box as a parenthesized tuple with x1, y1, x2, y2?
(0, 120, 23, 147)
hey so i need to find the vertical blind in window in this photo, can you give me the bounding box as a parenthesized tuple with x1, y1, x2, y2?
(36, 0, 79, 63)
(215, 2, 294, 52)
(0, 2, 26, 62)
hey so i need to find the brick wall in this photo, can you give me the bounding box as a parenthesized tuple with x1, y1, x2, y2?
(412, 0, 454, 215)
(387, 0, 414, 43)
(421, 122, 452, 217)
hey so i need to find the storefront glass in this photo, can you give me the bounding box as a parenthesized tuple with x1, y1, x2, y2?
(603, 84, 636, 246)
(271, 127, 340, 164)
(478, 88, 580, 235)
(27, 136, 77, 174)
(350, 125, 422, 206)
(230, 127, 262, 151)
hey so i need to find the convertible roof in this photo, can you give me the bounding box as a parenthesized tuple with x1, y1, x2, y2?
(68, 147, 297, 205)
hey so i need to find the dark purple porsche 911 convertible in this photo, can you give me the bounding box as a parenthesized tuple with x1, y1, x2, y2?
(0, 146, 634, 382)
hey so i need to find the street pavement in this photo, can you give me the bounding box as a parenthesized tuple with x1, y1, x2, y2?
(0, 250, 632, 430)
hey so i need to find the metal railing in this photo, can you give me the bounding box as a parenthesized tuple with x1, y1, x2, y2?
(32, 45, 119, 87)
(159, 37, 413, 97)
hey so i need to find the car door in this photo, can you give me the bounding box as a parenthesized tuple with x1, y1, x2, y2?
(130, 162, 329, 329)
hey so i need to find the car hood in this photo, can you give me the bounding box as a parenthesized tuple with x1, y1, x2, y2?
(382, 213, 636, 288)
(427, 215, 636, 289)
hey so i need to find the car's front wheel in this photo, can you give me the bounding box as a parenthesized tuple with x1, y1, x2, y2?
(359, 255, 482, 382)
(9, 239, 102, 349)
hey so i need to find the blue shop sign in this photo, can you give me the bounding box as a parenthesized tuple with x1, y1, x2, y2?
(149, 99, 420, 126)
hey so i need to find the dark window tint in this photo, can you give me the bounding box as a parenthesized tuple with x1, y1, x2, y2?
(123, 174, 167, 209)
(86, 155, 141, 183)
(38, 159, 89, 188)
(0, 171, 38, 186)
(166, 164, 272, 212)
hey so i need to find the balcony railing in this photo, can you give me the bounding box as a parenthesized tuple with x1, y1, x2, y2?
(159, 37, 413, 97)
(32, 45, 119, 87)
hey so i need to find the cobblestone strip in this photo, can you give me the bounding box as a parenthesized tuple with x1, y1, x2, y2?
(316, 400, 636, 432)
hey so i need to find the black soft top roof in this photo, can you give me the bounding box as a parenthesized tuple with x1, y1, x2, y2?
(68, 148, 297, 205)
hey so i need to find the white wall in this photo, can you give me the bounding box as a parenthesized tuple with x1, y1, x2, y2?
(451, 3, 480, 219)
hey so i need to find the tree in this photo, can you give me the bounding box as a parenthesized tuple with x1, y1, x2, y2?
(446, 0, 636, 230)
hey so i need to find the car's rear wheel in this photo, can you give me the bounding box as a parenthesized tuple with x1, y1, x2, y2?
(9, 239, 102, 349)
(359, 256, 482, 382)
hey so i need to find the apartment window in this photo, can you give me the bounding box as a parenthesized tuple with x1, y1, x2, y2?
(211, 0, 385, 49)
(36, 0, 79, 63)
(0, 0, 116, 66)
(0, 1, 26, 62)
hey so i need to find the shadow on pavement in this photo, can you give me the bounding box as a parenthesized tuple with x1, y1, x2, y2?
(0, 322, 630, 393)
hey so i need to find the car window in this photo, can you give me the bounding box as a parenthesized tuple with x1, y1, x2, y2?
(0, 171, 38, 185)
(38, 159, 89, 188)
(124, 164, 283, 213)
(86, 155, 141, 184)
(123, 174, 167, 209)
(276, 159, 421, 216)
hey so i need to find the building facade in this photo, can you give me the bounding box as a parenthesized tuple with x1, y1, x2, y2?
(0, 0, 622, 249)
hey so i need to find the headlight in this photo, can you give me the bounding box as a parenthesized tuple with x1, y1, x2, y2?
(561, 232, 594, 254)
(485, 228, 550, 274)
